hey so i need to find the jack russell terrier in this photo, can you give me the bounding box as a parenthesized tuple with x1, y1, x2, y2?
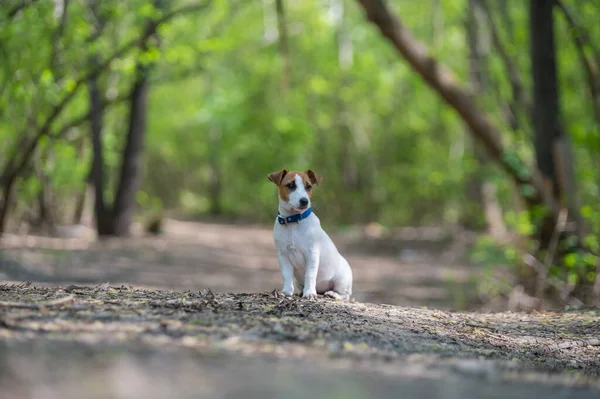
(267, 169, 353, 300)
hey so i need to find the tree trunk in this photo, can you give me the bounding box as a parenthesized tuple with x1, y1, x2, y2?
(208, 125, 223, 216)
(111, 65, 150, 236)
(87, 1, 113, 236)
(463, 0, 507, 237)
(34, 153, 56, 233)
(530, 0, 561, 201)
(72, 182, 88, 224)
(0, 175, 16, 234)
(334, 0, 357, 223)
(275, 0, 290, 93)
(354, 0, 558, 220)
(529, 0, 582, 245)
(89, 68, 113, 235)
(108, 0, 165, 236)
(463, 0, 489, 231)
(72, 139, 90, 224)
(492, 0, 527, 133)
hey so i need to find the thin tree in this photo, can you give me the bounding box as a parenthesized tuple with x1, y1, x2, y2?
(275, 0, 290, 93)
(87, 0, 111, 234)
(464, 0, 507, 237)
(110, 0, 166, 236)
(529, 0, 582, 247)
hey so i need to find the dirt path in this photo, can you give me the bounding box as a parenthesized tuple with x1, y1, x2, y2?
(1, 284, 599, 398)
(1, 218, 477, 310)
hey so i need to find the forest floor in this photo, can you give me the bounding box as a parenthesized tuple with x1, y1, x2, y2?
(1, 219, 600, 398)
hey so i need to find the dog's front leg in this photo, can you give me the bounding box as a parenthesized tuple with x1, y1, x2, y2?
(302, 249, 320, 299)
(277, 252, 295, 296)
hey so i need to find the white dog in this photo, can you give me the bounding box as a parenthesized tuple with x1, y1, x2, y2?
(267, 169, 353, 300)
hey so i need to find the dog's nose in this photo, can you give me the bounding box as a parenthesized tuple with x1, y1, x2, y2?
(299, 198, 309, 207)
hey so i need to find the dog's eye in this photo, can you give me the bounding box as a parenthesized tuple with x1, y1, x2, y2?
(305, 185, 312, 191)
(286, 183, 296, 190)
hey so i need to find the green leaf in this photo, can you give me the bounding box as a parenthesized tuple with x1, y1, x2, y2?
(584, 235, 599, 253)
(518, 184, 536, 199)
(273, 116, 293, 133)
(63, 78, 76, 93)
(567, 273, 578, 286)
(516, 211, 534, 236)
(502, 151, 530, 180)
(581, 205, 594, 219)
(40, 69, 54, 85)
(137, 190, 150, 206)
(38, 135, 49, 150)
(583, 253, 598, 267)
(564, 253, 577, 269)
(309, 76, 329, 94)
(587, 272, 596, 283)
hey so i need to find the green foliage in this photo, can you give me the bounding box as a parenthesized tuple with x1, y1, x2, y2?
(469, 236, 517, 267)
(1, 0, 599, 244)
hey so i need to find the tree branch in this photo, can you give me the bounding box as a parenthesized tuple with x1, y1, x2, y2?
(52, 92, 130, 142)
(7, 0, 40, 19)
(354, 0, 558, 216)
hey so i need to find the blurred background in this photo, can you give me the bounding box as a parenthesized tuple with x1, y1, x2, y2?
(1, 0, 599, 311)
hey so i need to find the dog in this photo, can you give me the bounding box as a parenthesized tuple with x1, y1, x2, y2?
(267, 169, 353, 300)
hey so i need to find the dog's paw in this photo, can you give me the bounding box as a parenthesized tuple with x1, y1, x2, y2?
(324, 290, 347, 301)
(302, 291, 318, 300)
(280, 288, 294, 296)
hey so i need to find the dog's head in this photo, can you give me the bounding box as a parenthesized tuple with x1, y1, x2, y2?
(267, 169, 322, 212)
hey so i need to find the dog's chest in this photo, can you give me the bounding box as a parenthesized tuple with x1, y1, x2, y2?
(274, 224, 312, 267)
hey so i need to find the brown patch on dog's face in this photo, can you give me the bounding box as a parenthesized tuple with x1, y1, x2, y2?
(278, 173, 295, 202)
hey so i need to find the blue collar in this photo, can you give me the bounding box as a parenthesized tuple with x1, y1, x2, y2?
(277, 208, 312, 225)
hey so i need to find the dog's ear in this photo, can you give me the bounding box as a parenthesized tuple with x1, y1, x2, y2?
(267, 169, 288, 185)
(306, 170, 323, 185)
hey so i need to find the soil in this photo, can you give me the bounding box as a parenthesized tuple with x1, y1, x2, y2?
(1, 219, 600, 398)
